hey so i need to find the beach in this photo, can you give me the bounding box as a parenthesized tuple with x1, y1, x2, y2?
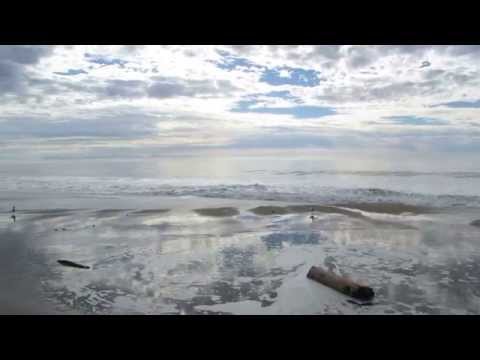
(3, 44, 480, 316)
(2, 185, 480, 315)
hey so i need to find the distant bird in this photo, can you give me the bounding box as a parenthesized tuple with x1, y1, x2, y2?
(310, 207, 316, 222)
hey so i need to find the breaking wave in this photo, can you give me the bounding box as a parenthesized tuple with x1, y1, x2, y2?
(2, 176, 480, 209)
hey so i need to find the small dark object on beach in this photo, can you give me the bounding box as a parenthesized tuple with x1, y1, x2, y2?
(62, 228, 67, 231)
(307, 266, 375, 301)
(11, 215, 16, 223)
(12, 206, 15, 213)
(92, 224, 95, 228)
(471, 219, 480, 227)
(58, 260, 90, 269)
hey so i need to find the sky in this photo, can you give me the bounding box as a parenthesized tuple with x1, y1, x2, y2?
(1, 45, 480, 162)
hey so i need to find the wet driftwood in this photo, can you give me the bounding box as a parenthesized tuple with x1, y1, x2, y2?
(58, 260, 90, 269)
(307, 266, 374, 301)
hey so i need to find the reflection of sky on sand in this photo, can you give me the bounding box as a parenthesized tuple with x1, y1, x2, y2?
(2, 199, 480, 314)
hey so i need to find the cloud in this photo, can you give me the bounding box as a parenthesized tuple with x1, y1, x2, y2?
(345, 46, 377, 69)
(311, 45, 344, 60)
(387, 45, 430, 55)
(120, 45, 145, 54)
(384, 116, 449, 126)
(228, 130, 335, 149)
(252, 91, 300, 102)
(21, 75, 238, 102)
(147, 79, 188, 98)
(423, 69, 444, 79)
(147, 77, 237, 98)
(225, 46, 260, 56)
(370, 82, 419, 99)
(446, 45, 480, 56)
(103, 80, 146, 98)
(224, 45, 345, 67)
(54, 69, 88, 76)
(317, 81, 419, 103)
(318, 76, 455, 104)
(0, 60, 24, 94)
(2, 45, 480, 159)
(0, 113, 159, 139)
(0, 45, 54, 95)
(0, 45, 53, 65)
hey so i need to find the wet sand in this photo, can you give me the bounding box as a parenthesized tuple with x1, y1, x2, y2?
(249, 203, 430, 216)
(249, 205, 417, 229)
(94, 209, 134, 217)
(333, 202, 432, 215)
(129, 209, 170, 215)
(1, 193, 480, 315)
(194, 207, 239, 217)
(250, 204, 369, 217)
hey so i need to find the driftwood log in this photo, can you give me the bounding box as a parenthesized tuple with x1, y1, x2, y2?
(58, 260, 90, 269)
(307, 266, 374, 301)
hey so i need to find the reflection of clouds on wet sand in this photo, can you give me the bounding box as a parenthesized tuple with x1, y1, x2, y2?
(2, 200, 480, 314)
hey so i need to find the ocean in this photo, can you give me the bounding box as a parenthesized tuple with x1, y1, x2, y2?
(2, 155, 480, 209)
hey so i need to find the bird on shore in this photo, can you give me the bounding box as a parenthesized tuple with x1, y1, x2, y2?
(9, 205, 16, 223)
(310, 207, 316, 222)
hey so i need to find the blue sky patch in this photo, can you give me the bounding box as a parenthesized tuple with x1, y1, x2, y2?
(435, 100, 480, 108)
(385, 116, 448, 125)
(85, 53, 128, 67)
(260, 66, 322, 87)
(214, 50, 262, 72)
(262, 90, 298, 100)
(232, 99, 335, 118)
(54, 69, 88, 76)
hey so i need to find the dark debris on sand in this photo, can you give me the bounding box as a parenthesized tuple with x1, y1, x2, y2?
(471, 219, 480, 227)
